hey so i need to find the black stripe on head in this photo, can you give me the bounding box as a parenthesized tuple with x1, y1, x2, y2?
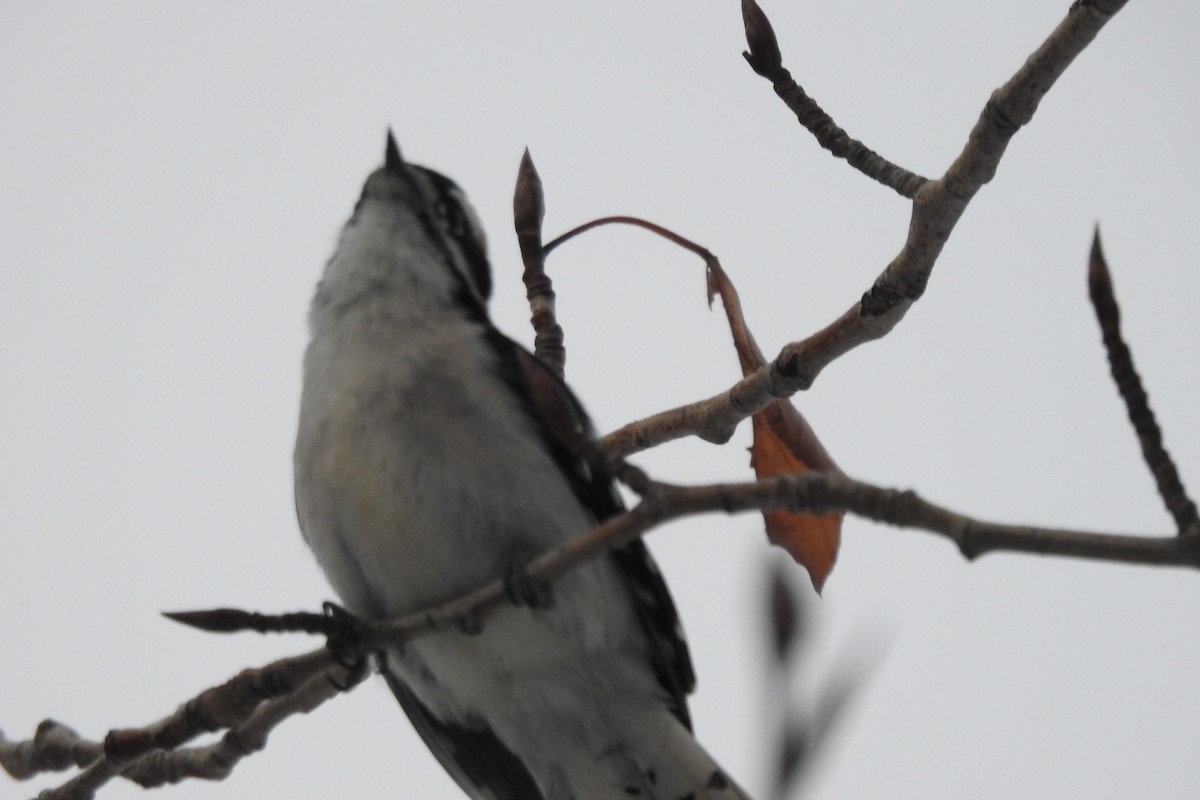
(370, 132, 493, 317)
(411, 166, 493, 303)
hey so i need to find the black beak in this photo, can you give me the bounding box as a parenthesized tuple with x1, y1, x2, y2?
(384, 129, 404, 175)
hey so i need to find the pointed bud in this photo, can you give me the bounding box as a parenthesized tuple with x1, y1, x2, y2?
(513, 148, 545, 234)
(162, 608, 256, 633)
(1087, 225, 1118, 322)
(742, 0, 783, 75)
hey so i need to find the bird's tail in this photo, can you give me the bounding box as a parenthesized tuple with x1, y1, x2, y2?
(386, 641, 752, 800)
(545, 704, 752, 800)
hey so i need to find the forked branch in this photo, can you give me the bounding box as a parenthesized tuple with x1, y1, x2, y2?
(740, 0, 929, 198)
(600, 0, 1131, 459)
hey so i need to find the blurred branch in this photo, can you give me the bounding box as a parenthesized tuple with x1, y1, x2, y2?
(761, 557, 872, 800)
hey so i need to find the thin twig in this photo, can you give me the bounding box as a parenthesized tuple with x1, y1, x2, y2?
(638, 473, 1200, 568)
(544, 215, 713, 260)
(513, 149, 565, 377)
(740, 0, 929, 198)
(1088, 229, 1200, 537)
(160, 608, 332, 636)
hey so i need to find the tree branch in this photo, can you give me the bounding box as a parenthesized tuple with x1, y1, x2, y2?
(513, 149, 566, 377)
(200, 471, 1200, 653)
(740, 0, 929, 198)
(601, 0, 1130, 459)
(1088, 229, 1200, 537)
(9, 459, 1195, 795)
(1, 650, 353, 799)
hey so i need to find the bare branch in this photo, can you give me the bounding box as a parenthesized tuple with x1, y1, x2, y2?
(740, 0, 930, 198)
(10, 455, 1195, 795)
(117, 672, 343, 791)
(637, 472, 1200, 568)
(1088, 229, 1200, 537)
(331, 472, 1200, 656)
(513, 149, 566, 377)
(161, 608, 332, 636)
(0, 720, 99, 781)
(2, 650, 352, 798)
(602, 0, 1131, 459)
(126, 465, 1200, 682)
(868, 0, 1130, 314)
(544, 214, 715, 262)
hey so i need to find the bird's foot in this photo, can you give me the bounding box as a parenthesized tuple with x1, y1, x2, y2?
(322, 601, 372, 691)
(504, 561, 554, 609)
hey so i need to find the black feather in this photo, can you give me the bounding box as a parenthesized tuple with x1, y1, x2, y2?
(383, 667, 547, 800)
(489, 330, 697, 729)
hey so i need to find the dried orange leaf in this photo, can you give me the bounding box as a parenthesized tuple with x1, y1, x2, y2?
(751, 407, 840, 592)
(707, 258, 842, 592)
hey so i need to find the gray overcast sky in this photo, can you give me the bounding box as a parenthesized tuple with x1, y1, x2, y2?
(3, 2, 1199, 799)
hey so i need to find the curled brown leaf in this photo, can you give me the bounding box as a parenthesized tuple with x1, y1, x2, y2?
(708, 259, 841, 592)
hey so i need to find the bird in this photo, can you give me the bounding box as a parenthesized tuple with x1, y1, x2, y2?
(294, 131, 749, 800)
